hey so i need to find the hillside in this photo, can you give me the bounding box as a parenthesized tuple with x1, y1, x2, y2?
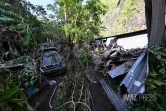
(100, 0, 146, 37)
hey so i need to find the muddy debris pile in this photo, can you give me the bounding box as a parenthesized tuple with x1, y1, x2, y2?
(93, 38, 148, 111)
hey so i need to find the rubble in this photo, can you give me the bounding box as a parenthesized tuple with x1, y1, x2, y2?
(103, 48, 114, 58)
(95, 35, 148, 109)
(96, 42, 145, 73)
(108, 60, 135, 78)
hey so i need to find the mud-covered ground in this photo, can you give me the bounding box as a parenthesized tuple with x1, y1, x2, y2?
(28, 66, 116, 111)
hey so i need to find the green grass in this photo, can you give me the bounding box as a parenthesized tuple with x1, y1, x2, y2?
(100, 0, 119, 37)
(100, 0, 145, 36)
(111, 0, 144, 35)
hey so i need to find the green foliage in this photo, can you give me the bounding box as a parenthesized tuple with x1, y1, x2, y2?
(47, 2, 107, 110)
(23, 31, 37, 47)
(100, 0, 145, 36)
(41, 20, 65, 42)
(111, 0, 143, 35)
(149, 46, 166, 74)
(0, 1, 23, 25)
(0, 7, 22, 20)
(101, 0, 118, 12)
(0, 0, 47, 57)
(13, 68, 38, 92)
(0, 0, 47, 111)
(2, 51, 20, 60)
(0, 76, 35, 111)
(1, 56, 38, 94)
(0, 6, 22, 24)
(48, 0, 107, 46)
(99, 0, 118, 36)
(0, 0, 40, 104)
(0, 56, 37, 110)
(132, 71, 166, 111)
(146, 72, 166, 92)
(77, 46, 92, 67)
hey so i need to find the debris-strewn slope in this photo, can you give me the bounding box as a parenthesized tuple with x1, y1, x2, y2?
(100, 0, 146, 36)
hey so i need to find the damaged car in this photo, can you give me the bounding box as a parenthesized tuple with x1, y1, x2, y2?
(37, 47, 66, 76)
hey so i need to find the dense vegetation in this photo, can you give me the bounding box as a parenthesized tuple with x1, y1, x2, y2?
(100, 0, 146, 36)
(0, 0, 48, 110)
(0, 0, 166, 111)
(0, 0, 107, 111)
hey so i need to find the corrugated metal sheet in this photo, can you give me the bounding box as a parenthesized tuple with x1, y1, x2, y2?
(108, 61, 135, 78)
(119, 50, 148, 94)
(100, 79, 132, 111)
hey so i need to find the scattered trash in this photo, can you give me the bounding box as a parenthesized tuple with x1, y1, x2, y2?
(49, 80, 56, 86)
(94, 35, 148, 108)
(28, 87, 39, 99)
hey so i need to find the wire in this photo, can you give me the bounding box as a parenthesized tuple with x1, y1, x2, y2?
(49, 81, 64, 109)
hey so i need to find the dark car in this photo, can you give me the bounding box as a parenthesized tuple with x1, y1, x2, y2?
(37, 47, 65, 76)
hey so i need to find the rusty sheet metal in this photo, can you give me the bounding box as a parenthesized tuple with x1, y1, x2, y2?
(119, 50, 148, 94)
(108, 61, 135, 78)
(100, 79, 131, 111)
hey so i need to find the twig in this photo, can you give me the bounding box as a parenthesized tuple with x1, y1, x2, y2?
(78, 84, 83, 102)
(72, 80, 76, 101)
(76, 102, 91, 111)
(54, 101, 73, 110)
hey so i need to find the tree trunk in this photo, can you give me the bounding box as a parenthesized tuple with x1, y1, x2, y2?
(145, 0, 165, 47)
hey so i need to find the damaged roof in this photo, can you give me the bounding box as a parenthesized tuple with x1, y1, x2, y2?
(119, 50, 148, 94)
